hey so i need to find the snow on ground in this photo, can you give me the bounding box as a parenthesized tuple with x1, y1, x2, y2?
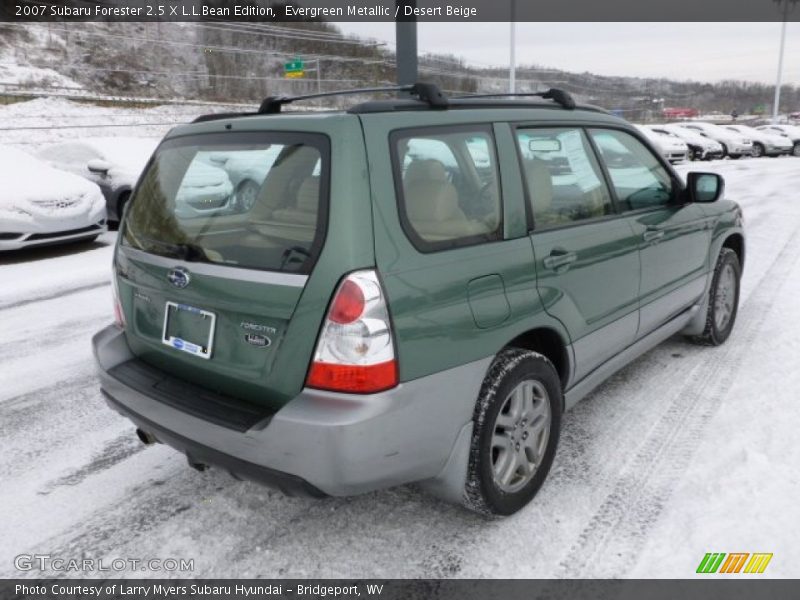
(0, 97, 230, 152)
(1, 146, 799, 578)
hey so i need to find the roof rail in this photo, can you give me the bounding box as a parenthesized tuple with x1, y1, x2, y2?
(258, 82, 448, 114)
(453, 88, 576, 110)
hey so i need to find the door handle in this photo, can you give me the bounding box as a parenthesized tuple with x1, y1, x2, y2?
(643, 228, 665, 243)
(543, 248, 578, 271)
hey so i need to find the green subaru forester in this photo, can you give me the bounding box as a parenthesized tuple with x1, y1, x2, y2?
(93, 84, 744, 515)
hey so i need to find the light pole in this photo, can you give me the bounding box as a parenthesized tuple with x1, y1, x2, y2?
(509, 0, 516, 93)
(773, 0, 797, 123)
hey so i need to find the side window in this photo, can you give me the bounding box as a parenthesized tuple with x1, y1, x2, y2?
(516, 127, 613, 229)
(393, 127, 501, 251)
(589, 129, 675, 211)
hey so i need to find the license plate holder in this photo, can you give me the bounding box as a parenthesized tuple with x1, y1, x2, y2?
(162, 302, 216, 360)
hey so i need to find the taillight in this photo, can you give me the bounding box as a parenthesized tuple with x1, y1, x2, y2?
(306, 270, 398, 394)
(111, 267, 125, 329)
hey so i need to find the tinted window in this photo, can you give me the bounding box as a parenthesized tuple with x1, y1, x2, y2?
(590, 129, 674, 210)
(516, 127, 613, 229)
(393, 127, 501, 251)
(122, 132, 328, 274)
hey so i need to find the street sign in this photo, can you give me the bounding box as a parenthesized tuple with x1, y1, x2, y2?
(284, 59, 304, 79)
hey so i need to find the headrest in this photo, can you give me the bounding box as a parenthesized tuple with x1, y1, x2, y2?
(296, 177, 319, 212)
(404, 159, 449, 184)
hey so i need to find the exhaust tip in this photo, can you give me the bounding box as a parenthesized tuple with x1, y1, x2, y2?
(135, 428, 158, 446)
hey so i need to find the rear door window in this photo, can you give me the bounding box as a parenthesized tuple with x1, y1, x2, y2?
(391, 126, 502, 251)
(122, 132, 329, 274)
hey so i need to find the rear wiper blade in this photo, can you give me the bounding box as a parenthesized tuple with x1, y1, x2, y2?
(138, 236, 209, 262)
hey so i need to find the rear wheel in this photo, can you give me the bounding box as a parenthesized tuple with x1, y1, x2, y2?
(691, 248, 741, 346)
(751, 143, 764, 158)
(464, 348, 562, 516)
(793, 142, 800, 157)
(234, 180, 260, 213)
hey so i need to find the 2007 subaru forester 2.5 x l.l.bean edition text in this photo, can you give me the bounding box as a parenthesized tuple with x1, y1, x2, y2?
(93, 84, 744, 515)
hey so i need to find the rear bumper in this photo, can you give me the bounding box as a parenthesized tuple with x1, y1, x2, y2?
(0, 221, 106, 251)
(93, 324, 488, 497)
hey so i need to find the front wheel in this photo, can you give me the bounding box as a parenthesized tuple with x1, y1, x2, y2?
(465, 348, 562, 516)
(751, 143, 764, 158)
(691, 248, 741, 346)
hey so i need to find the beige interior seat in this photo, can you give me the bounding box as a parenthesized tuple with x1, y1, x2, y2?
(524, 158, 561, 226)
(271, 177, 319, 227)
(403, 159, 490, 241)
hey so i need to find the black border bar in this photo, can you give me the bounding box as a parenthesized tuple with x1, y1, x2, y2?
(3, 0, 800, 22)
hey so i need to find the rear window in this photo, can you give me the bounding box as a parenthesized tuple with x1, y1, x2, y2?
(122, 132, 329, 274)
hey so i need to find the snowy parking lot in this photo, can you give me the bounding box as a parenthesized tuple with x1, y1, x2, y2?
(2, 155, 799, 578)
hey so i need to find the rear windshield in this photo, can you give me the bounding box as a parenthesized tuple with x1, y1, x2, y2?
(122, 132, 329, 274)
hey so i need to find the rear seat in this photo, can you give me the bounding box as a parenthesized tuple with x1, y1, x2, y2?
(271, 177, 319, 227)
(403, 159, 491, 241)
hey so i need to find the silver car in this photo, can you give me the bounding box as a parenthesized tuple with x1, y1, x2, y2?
(676, 122, 753, 159)
(725, 125, 793, 157)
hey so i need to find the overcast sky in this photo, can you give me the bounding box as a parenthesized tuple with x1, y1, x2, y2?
(337, 22, 800, 86)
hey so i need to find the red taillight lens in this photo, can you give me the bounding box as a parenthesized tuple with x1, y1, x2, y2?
(307, 360, 397, 394)
(306, 270, 398, 394)
(328, 279, 365, 324)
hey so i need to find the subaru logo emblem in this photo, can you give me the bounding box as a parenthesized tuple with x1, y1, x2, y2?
(167, 267, 191, 289)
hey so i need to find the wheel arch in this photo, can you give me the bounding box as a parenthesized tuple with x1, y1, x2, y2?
(722, 232, 745, 271)
(504, 327, 571, 390)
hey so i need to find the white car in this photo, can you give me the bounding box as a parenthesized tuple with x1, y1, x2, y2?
(203, 147, 282, 212)
(755, 124, 800, 157)
(0, 146, 106, 251)
(174, 157, 235, 219)
(37, 137, 159, 223)
(675, 122, 753, 159)
(724, 124, 793, 157)
(634, 125, 689, 163)
(650, 124, 724, 161)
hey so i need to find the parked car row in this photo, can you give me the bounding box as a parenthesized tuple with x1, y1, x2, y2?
(0, 146, 107, 251)
(634, 120, 800, 162)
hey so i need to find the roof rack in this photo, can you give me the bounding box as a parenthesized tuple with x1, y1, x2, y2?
(258, 82, 448, 114)
(453, 88, 576, 110)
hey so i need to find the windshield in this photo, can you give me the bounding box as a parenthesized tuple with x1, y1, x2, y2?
(122, 132, 329, 274)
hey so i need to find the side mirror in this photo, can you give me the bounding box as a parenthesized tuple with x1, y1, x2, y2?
(87, 159, 111, 175)
(207, 153, 230, 166)
(687, 172, 724, 203)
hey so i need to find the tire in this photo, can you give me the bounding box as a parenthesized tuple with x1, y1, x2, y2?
(719, 143, 728, 158)
(691, 248, 741, 346)
(113, 191, 131, 231)
(751, 143, 764, 158)
(793, 142, 800, 157)
(235, 180, 260, 212)
(464, 348, 562, 516)
(729, 154, 741, 160)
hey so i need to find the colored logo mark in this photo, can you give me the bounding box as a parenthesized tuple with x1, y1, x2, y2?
(696, 552, 773, 574)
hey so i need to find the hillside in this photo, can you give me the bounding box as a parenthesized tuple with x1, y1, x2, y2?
(1, 21, 798, 118)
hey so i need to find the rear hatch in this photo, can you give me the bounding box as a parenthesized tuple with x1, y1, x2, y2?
(115, 123, 367, 410)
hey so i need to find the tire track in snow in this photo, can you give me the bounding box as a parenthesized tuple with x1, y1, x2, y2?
(556, 221, 800, 577)
(0, 280, 108, 311)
